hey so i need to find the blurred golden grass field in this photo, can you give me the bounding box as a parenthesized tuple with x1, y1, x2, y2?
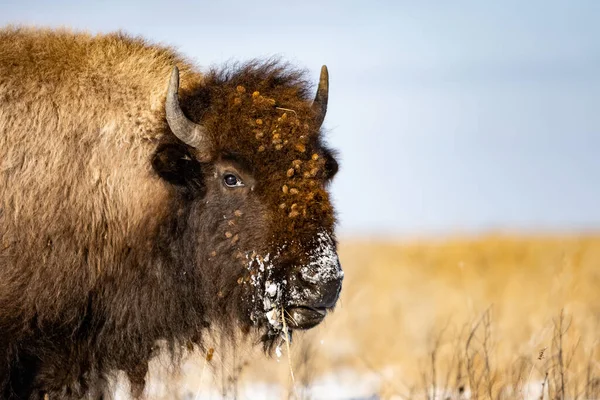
(143, 235, 600, 399)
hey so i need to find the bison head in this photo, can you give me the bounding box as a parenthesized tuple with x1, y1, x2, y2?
(153, 61, 343, 346)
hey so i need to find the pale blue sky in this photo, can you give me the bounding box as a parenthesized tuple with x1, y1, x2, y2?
(2, 0, 599, 236)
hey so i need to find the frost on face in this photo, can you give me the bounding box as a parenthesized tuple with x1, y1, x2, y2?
(246, 252, 286, 333)
(299, 231, 344, 285)
(244, 231, 342, 335)
(265, 282, 278, 297)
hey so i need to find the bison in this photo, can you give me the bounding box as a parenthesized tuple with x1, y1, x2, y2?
(0, 27, 343, 399)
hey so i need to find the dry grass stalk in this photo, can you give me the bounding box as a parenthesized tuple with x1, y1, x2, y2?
(281, 307, 298, 399)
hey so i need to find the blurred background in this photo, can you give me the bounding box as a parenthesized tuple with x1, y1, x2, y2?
(2, 1, 599, 399)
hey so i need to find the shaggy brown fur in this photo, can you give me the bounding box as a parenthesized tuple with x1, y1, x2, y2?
(0, 26, 341, 398)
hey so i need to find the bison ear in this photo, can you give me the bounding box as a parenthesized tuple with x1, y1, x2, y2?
(152, 143, 205, 195)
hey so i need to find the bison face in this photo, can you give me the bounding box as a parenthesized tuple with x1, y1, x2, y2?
(191, 154, 343, 337)
(157, 62, 343, 342)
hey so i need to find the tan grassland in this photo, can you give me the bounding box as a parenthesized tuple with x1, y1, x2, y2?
(141, 234, 600, 400)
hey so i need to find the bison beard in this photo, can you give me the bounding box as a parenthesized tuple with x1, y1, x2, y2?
(0, 27, 343, 398)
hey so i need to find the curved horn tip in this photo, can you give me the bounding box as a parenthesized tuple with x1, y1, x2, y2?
(312, 65, 329, 128)
(320, 65, 329, 82)
(317, 65, 329, 93)
(169, 66, 180, 89)
(165, 65, 209, 152)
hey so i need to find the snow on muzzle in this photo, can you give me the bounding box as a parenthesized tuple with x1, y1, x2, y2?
(285, 231, 344, 330)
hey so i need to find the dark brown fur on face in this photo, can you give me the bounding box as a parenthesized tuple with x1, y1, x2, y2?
(0, 26, 342, 398)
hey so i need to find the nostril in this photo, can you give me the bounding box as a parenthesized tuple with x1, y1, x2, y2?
(291, 265, 343, 309)
(321, 277, 343, 307)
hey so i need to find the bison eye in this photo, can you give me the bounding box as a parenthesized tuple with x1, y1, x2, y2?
(223, 173, 244, 188)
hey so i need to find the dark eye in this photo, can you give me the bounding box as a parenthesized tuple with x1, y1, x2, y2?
(223, 173, 243, 188)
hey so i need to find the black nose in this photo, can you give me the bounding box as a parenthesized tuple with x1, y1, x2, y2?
(301, 271, 343, 309)
(284, 264, 343, 330)
(288, 260, 344, 309)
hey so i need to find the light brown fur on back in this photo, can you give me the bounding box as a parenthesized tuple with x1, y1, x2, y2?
(0, 26, 200, 323)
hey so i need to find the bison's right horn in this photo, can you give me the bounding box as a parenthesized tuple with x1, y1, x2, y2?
(165, 66, 211, 157)
(311, 65, 329, 128)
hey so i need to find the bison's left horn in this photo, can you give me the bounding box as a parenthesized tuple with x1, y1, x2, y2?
(166, 66, 211, 157)
(311, 65, 329, 128)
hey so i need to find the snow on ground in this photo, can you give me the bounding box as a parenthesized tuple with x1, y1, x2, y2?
(110, 366, 385, 400)
(110, 366, 547, 400)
